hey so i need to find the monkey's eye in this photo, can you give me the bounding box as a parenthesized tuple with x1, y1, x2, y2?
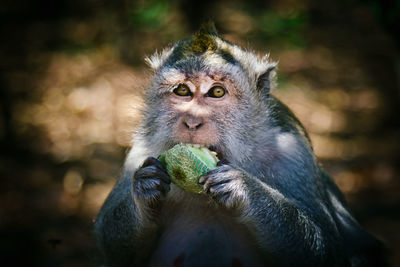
(173, 84, 191, 97)
(207, 86, 225, 98)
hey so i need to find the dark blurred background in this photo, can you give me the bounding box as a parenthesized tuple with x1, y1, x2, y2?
(1, 0, 399, 266)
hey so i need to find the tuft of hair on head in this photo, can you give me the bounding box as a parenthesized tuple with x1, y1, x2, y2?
(188, 22, 219, 54)
(144, 22, 220, 70)
(197, 21, 219, 36)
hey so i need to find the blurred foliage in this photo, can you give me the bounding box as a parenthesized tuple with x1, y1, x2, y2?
(1, 0, 400, 266)
(246, 7, 309, 48)
(129, 0, 172, 29)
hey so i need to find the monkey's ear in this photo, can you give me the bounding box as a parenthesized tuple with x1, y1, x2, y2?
(256, 65, 276, 94)
(145, 47, 174, 70)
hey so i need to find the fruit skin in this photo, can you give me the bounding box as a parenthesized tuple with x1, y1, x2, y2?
(158, 143, 219, 194)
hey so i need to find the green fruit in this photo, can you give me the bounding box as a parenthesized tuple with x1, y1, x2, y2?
(158, 143, 219, 194)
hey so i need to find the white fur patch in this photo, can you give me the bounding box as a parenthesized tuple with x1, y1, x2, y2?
(124, 135, 151, 175)
(145, 47, 174, 70)
(203, 52, 229, 66)
(173, 101, 211, 117)
(159, 68, 186, 84)
(276, 133, 298, 154)
(214, 38, 277, 78)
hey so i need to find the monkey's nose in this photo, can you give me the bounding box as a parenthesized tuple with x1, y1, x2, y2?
(183, 116, 203, 130)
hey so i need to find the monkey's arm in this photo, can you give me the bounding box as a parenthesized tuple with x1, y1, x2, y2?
(94, 157, 170, 266)
(199, 164, 347, 266)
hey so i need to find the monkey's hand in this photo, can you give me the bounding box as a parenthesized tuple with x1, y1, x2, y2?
(198, 163, 249, 209)
(133, 157, 171, 210)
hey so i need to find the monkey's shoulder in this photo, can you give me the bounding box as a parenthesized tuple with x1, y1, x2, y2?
(266, 95, 312, 146)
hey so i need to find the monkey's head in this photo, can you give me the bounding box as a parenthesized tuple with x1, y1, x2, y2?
(142, 24, 277, 161)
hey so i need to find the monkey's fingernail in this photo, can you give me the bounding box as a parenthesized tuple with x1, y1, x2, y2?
(198, 176, 205, 184)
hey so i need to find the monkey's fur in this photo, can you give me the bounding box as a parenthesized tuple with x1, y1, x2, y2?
(95, 25, 386, 267)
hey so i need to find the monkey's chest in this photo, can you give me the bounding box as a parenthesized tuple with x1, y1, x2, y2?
(149, 211, 264, 267)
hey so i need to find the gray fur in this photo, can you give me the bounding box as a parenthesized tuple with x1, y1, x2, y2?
(95, 28, 385, 267)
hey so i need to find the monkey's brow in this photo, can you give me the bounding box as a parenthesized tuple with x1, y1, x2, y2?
(206, 72, 228, 81)
(159, 82, 176, 86)
(158, 83, 177, 93)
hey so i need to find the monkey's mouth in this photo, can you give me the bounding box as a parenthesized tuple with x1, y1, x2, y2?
(169, 143, 223, 161)
(210, 146, 227, 163)
(208, 145, 221, 158)
(166, 141, 225, 163)
(186, 143, 225, 162)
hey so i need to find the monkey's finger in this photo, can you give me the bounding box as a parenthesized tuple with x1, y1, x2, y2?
(198, 169, 226, 185)
(208, 182, 230, 194)
(135, 178, 170, 195)
(135, 166, 170, 183)
(198, 175, 209, 185)
(204, 179, 231, 193)
(157, 179, 171, 194)
(142, 157, 170, 179)
(142, 157, 166, 171)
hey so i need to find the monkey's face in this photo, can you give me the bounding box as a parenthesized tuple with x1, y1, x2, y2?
(161, 71, 240, 148)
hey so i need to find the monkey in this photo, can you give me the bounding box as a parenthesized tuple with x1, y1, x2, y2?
(94, 24, 386, 267)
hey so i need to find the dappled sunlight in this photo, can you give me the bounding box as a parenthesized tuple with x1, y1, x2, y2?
(60, 166, 115, 218)
(14, 46, 145, 161)
(8, 46, 145, 229)
(63, 168, 84, 195)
